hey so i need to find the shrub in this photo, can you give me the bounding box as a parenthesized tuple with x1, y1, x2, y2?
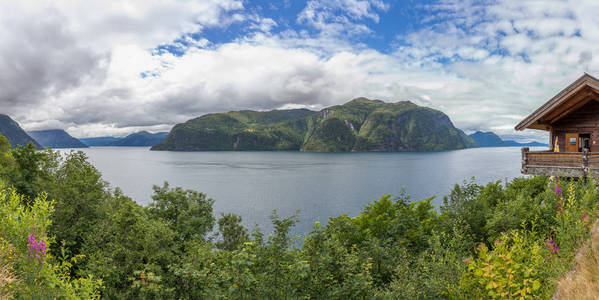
(459, 230, 549, 299)
(0, 184, 101, 298)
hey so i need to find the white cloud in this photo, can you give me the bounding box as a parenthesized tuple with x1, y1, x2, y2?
(297, 0, 389, 37)
(6, 0, 599, 143)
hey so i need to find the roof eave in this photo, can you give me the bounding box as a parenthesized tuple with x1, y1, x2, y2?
(515, 73, 599, 131)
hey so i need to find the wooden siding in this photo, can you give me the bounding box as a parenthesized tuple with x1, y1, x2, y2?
(552, 100, 599, 152)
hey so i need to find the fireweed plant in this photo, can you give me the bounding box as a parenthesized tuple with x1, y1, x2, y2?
(26, 234, 46, 265)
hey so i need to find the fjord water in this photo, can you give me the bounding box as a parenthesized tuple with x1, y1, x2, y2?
(60, 147, 536, 237)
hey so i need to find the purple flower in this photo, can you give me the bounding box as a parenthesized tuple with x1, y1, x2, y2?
(26, 234, 46, 264)
(583, 214, 589, 221)
(554, 186, 562, 197)
(546, 239, 560, 254)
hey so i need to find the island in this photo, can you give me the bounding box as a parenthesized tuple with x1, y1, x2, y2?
(152, 98, 476, 151)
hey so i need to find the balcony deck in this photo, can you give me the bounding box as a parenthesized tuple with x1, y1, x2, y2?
(521, 147, 599, 177)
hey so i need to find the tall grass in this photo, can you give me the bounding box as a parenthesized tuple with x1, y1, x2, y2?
(555, 221, 599, 299)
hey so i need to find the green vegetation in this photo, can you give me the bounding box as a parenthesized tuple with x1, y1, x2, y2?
(0, 137, 597, 298)
(152, 98, 476, 151)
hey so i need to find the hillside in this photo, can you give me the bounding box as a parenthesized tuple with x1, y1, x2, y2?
(80, 132, 168, 147)
(152, 98, 476, 151)
(469, 131, 548, 147)
(111, 131, 168, 146)
(28, 129, 88, 148)
(0, 114, 41, 149)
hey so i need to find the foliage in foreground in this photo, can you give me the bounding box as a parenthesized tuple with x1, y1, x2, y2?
(0, 139, 598, 299)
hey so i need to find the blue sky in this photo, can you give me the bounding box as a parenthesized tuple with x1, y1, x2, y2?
(195, 0, 434, 53)
(1, 0, 598, 142)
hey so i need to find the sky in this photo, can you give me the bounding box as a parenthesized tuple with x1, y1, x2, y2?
(2, 0, 599, 141)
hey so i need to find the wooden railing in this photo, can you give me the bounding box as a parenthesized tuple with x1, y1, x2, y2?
(521, 147, 599, 176)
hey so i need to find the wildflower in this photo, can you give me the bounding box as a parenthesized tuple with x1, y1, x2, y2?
(554, 186, 562, 197)
(583, 214, 589, 222)
(26, 234, 46, 264)
(546, 239, 560, 254)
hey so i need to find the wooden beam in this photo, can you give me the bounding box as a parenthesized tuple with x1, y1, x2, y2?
(515, 74, 599, 131)
(547, 92, 593, 124)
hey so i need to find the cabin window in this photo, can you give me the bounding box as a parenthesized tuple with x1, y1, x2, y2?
(570, 137, 576, 145)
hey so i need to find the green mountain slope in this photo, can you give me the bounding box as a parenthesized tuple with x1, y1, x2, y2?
(152, 109, 312, 151)
(0, 114, 42, 149)
(111, 131, 169, 146)
(152, 98, 476, 152)
(28, 129, 88, 148)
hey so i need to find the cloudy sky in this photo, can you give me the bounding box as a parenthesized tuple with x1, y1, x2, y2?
(2, 0, 598, 141)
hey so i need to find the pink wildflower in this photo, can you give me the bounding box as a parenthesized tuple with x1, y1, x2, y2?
(546, 239, 559, 254)
(26, 234, 46, 264)
(554, 186, 562, 197)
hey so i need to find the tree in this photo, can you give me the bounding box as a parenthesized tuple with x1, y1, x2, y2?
(0, 135, 13, 178)
(216, 213, 249, 251)
(148, 182, 215, 242)
(7, 143, 46, 201)
(46, 151, 109, 257)
(79, 189, 177, 298)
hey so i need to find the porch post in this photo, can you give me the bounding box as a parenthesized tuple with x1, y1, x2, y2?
(583, 148, 590, 177)
(521, 147, 529, 174)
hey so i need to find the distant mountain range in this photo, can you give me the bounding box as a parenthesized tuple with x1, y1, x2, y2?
(469, 131, 547, 147)
(0, 114, 42, 149)
(28, 129, 88, 148)
(78, 137, 122, 146)
(152, 98, 477, 151)
(80, 131, 168, 147)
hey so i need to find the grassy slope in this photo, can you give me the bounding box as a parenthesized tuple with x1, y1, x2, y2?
(555, 220, 599, 299)
(152, 98, 476, 151)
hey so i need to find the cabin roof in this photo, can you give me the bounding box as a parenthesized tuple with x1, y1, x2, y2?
(515, 73, 599, 131)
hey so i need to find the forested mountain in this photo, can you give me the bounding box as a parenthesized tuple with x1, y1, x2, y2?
(28, 129, 88, 148)
(80, 131, 168, 146)
(111, 131, 169, 146)
(152, 98, 476, 151)
(0, 114, 41, 149)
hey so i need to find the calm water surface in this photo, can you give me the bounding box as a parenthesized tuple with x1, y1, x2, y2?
(59, 147, 538, 237)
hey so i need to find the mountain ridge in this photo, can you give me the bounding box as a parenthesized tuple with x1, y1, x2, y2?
(0, 114, 42, 149)
(28, 129, 88, 148)
(80, 131, 168, 147)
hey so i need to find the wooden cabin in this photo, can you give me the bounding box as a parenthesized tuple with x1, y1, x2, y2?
(516, 73, 599, 177)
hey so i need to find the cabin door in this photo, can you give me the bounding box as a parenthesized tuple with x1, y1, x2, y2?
(565, 133, 579, 152)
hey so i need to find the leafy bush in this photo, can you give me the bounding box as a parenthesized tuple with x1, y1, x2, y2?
(0, 184, 101, 298)
(459, 230, 549, 299)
